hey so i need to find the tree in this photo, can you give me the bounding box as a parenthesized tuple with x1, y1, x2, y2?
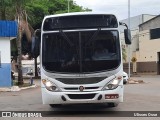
(0, 0, 13, 20)
(26, 0, 91, 29)
(13, 0, 33, 85)
(1, 0, 92, 80)
(25, 0, 92, 78)
(0, 0, 32, 85)
(122, 47, 127, 62)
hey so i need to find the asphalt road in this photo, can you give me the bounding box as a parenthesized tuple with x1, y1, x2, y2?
(0, 75, 160, 119)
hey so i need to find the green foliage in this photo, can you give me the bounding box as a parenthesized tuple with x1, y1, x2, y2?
(0, 0, 91, 29)
(1, 0, 91, 56)
(0, 0, 13, 20)
(25, 0, 92, 29)
(13, 80, 32, 87)
(26, 0, 49, 29)
(0, 0, 31, 20)
(122, 47, 127, 62)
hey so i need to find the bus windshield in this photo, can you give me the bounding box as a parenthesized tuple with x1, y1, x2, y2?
(42, 30, 121, 73)
(43, 15, 118, 31)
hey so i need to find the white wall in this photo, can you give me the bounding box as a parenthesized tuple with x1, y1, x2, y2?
(0, 38, 11, 63)
(138, 30, 160, 62)
(120, 14, 156, 32)
(143, 14, 157, 23)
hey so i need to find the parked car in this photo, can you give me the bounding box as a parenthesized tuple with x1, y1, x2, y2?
(123, 71, 128, 84)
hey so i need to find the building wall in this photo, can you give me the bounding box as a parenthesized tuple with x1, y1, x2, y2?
(120, 14, 156, 63)
(137, 62, 157, 73)
(138, 30, 160, 62)
(120, 14, 156, 32)
(143, 14, 157, 25)
(140, 15, 160, 31)
(120, 15, 160, 74)
(135, 30, 160, 73)
(0, 21, 17, 87)
(0, 38, 12, 87)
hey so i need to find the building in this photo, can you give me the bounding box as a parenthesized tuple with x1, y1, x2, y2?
(135, 15, 160, 74)
(120, 14, 156, 61)
(120, 14, 157, 73)
(0, 21, 17, 87)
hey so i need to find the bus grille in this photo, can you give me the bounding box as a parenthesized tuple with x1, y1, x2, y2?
(67, 94, 96, 99)
(56, 77, 107, 84)
(64, 87, 99, 91)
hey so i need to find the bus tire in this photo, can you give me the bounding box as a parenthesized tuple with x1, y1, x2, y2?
(108, 103, 118, 107)
(123, 81, 127, 84)
(49, 104, 62, 108)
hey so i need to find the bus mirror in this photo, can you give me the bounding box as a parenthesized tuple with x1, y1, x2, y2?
(124, 29, 131, 45)
(32, 29, 41, 58)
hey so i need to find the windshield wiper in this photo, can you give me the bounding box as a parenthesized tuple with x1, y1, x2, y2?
(59, 30, 74, 47)
(85, 28, 101, 46)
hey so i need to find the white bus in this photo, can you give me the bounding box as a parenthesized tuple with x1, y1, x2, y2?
(32, 12, 131, 107)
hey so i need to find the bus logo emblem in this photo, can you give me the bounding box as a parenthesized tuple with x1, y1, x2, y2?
(79, 86, 85, 92)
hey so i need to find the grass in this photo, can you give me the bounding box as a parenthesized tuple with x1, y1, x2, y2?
(12, 80, 32, 88)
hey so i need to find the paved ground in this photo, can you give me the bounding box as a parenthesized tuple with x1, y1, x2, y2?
(0, 75, 160, 119)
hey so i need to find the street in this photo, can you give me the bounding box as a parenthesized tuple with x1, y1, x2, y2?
(0, 75, 160, 119)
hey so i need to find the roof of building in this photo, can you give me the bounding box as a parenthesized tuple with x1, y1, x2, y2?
(139, 14, 160, 27)
(0, 20, 17, 37)
(119, 14, 156, 32)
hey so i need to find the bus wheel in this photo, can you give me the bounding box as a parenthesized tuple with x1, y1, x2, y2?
(108, 103, 118, 107)
(49, 104, 62, 108)
(123, 81, 127, 84)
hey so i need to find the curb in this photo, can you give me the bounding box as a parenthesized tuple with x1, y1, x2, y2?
(0, 84, 37, 92)
(128, 79, 144, 84)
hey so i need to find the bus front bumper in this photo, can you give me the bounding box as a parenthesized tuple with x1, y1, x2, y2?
(41, 86, 123, 105)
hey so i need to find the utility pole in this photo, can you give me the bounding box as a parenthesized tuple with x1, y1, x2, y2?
(128, 0, 131, 78)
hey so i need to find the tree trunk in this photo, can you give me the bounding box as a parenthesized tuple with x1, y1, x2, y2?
(17, 21, 23, 85)
(1, 8, 6, 20)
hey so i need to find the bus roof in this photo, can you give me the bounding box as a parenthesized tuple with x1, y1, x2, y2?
(42, 12, 119, 30)
(44, 12, 117, 20)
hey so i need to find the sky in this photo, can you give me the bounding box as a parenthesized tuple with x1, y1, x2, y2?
(74, 0, 160, 20)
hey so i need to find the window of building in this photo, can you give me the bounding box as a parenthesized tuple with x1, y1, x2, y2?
(150, 28, 160, 40)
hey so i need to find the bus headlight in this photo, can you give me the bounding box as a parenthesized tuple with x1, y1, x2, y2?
(42, 79, 61, 92)
(102, 76, 122, 90)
